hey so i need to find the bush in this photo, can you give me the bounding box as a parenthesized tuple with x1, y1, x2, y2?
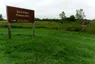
(66, 25, 82, 32)
(86, 21, 95, 34)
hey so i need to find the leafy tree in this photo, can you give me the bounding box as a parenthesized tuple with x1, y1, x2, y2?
(0, 14, 3, 20)
(59, 11, 66, 20)
(76, 9, 86, 20)
(69, 15, 76, 21)
(59, 11, 66, 23)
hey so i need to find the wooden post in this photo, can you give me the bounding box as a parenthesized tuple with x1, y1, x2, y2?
(32, 22, 35, 36)
(8, 22, 11, 39)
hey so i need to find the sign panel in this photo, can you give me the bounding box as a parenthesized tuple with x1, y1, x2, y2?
(7, 6, 34, 23)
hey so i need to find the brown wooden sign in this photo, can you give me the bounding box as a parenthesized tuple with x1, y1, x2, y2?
(6, 6, 35, 39)
(7, 6, 34, 23)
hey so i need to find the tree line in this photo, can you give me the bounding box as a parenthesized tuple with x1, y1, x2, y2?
(59, 9, 87, 23)
(35, 9, 89, 23)
(0, 9, 90, 22)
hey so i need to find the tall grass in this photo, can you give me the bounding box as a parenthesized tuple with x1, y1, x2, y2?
(0, 20, 95, 34)
(85, 21, 95, 34)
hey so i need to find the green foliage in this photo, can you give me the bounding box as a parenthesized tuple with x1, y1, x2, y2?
(86, 21, 95, 34)
(69, 15, 76, 21)
(66, 25, 81, 31)
(0, 14, 3, 20)
(35, 18, 60, 22)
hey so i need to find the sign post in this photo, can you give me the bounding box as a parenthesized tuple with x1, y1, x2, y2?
(32, 23, 35, 36)
(7, 6, 35, 38)
(8, 22, 11, 38)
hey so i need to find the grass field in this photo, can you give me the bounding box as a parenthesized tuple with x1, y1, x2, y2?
(0, 28, 95, 64)
(0, 21, 80, 30)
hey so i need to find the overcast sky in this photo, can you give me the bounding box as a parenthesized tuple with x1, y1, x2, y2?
(0, 0, 95, 19)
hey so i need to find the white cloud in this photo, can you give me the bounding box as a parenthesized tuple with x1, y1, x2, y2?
(0, 0, 95, 19)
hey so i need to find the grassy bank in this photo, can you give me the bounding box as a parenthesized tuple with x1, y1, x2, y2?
(0, 28, 95, 64)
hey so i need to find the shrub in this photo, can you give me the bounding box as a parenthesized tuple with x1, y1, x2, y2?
(66, 25, 82, 32)
(86, 21, 95, 34)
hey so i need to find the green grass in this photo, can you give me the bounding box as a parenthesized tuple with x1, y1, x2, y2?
(0, 20, 82, 31)
(0, 28, 94, 64)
